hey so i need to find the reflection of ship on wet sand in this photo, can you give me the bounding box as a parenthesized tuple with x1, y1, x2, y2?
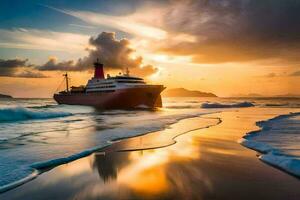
(93, 152, 130, 183)
(54, 59, 165, 109)
(90, 116, 221, 196)
(90, 135, 204, 199)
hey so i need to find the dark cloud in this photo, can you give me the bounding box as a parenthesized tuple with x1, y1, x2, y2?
(87, 32, 143, 69)
(0, 58, 47, 78)
(130, 64, 158, 77)
(159, 0, 300, 64)
(38, 32, 157, 77)
(289, 71, 300, 76)
(15, 70, 49, 78)
(0, 58, 29, 76)
(38, 58, 76, 71)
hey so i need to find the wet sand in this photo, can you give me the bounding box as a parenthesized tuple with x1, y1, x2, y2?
(1, 107, 300, 200)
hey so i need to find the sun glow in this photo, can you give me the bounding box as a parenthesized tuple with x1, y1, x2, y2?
(117, 132, 201, 195)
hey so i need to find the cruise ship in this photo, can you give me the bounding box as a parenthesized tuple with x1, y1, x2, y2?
(53, 59, 165, 109)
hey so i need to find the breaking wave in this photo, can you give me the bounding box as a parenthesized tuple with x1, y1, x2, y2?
(0, 107, 72, 122)
(260, 154, 300, 178)
(27, 104, 58, 109)
(240, 112, 300, 178)
(264, 103, 289, 107)
(201, 101, 254, 108)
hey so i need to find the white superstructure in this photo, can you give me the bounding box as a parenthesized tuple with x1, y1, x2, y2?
(85, 75, 147, 93)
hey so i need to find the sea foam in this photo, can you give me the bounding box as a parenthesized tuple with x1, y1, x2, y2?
(201, 101, 254, 108)
(260, 154, 300, 177)
(0, 107, 72, 122)
(241, 112, 300, 177)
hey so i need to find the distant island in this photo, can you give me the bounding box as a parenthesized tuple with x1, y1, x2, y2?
(0, 93, 13, 98)
(162, 88, 217, 97)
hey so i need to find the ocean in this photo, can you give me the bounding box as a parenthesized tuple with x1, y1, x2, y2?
(0, 97, 299, 191)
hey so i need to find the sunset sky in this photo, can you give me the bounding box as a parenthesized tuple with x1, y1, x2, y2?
(0, 0, 299, 98)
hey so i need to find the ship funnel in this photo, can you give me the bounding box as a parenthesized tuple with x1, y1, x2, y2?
(94, 58, 104, 79)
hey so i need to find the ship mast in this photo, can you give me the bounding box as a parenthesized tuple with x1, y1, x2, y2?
(63, 73, 69, 92)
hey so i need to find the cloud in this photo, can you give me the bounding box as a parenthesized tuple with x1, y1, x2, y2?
(0, 28, 89, 52)
(289, 71, 300, 76)
(0, 58, 29, 76)
(0, 58, 48, 78)
(38, 32, 157, 77)
(0, 30, 157, 77)
(15, 70, 49, 78)
(46, 5, 167, 40)
(130, 64, 158, 77)
(38, 57, 77, 71)
(69, 23, 96, 29)
(47, 1, 300, 65)
(86, 32, 143, 69)
(155, 0, 300, 64)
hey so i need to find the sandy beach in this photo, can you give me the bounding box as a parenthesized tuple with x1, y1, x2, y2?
(1, 107, 300, 200)
(1, 0, 300, 199)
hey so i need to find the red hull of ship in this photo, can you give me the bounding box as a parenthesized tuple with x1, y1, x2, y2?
(54, 86, 165, 109)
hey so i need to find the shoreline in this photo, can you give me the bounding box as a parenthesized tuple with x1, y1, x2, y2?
(0, 112, 221, 194)
(240, 112, 300, 179)
(113, 116, 222, 152)
(1, 107, 300, 199)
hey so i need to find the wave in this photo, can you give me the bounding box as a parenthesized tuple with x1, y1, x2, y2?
(264, 103, 289, 107)
(0, 107, 72, 122)
(260, 154, 300, 178)
(240, 112, 300, 178)
(27, 104, 58, 109)
(0, 170, 38, 193)
(201, 101, 254, 108)
(135, 104, 151, 109)
(30, 144, 111, 169)
(248, 112, 300, 135)
(263, 103, 300, 108)
(0, 140, 110, 193)
(0, 110, 218, 193)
